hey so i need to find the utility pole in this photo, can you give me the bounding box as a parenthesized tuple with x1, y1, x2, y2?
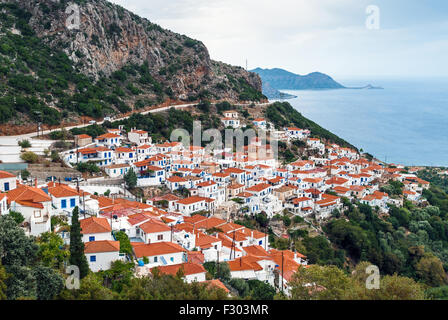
(265, 226, 268, 251)
(281, 251, 284, 293)
(217, 251, 220, 276)
(83, 191, 86, 219)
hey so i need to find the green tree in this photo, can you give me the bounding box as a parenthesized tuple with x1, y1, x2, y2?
(69, 207, 89, 279)
(0, 215, 39, 299)
(114, 231, 133, 258)
(247, 280, 276, 300)
(36, 232, 69, 269)
(203, 262, 231, 282)
(289, 265, 355, 300)
(124, 168, 137, 189)
(20, 151, 39, 163)
(368, 275, 425, 300)
(415, 253, 448, 287)
(0, 263, 8, 300)
(59, 273, 118, 300)
(32, 265, 64, 300)
(8, 211, 24, 225)
(18, 140, 31, 148)
(20, 169, 30, 180)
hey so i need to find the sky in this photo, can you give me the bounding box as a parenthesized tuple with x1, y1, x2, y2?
(109, 0, 448, 80)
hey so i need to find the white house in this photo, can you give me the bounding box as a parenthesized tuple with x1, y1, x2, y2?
(174, 196, 215, 216)
(137, 220, 172, 244)
(0, 194, 9, 215)
(84, 240, 123, 272)
(0, 171, 17, 192)
(133, 242, 187, 268)
(128, 129, 151, 145)
(47, 183, 80, 214)
(253, 118, 267, 129)
(95, 133, 122, 148)
(77, 146, 114, 167)
(7, 184, 53, 236)
(114, 147, 137, 164)
(151, 262, 207, 283)
(80, 217, 113, 243)
(136, 165, 166, 187)
(104, 163, 131, 178)
(221, 117, 240, 129)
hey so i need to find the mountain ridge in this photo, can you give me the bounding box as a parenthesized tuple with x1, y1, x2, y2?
(251, 67, 345, 91)
(0, 0, 265, 132)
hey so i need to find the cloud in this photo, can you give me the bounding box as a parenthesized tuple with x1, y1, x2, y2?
(109, 0, 448, 78)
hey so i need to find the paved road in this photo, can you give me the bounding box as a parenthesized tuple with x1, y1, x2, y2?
(0, 101, 271, 164)
(0, 101, 271, 141)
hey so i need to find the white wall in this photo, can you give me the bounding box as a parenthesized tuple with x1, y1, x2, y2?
(0, 177, 16, 192)
(86, 251, 122, 272)
(185, 272, 207, 283)
(82, 232, 112, 243)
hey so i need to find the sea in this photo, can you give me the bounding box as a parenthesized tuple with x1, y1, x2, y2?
(281, 78, 448, 167)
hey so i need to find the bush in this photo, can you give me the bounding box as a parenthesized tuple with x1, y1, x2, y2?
(18, 139, 31, 148)
(76, 162, 100, 173)
(21, 151, 39, 163)
(20, 169, 30, 180)
(9, 211, 25, 225)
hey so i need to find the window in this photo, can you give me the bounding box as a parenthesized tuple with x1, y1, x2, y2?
(4, 182, 9, 191)
(90, 256, 96, 262)
(157, 235, 163, 241)
(89, 236, 95, 242)
(259, 240, 263, 245)
(70, 198, 76, 208)
(61, 199, 67, 209)
(170, 257, 174, 262)
(154, 256, 158, 262)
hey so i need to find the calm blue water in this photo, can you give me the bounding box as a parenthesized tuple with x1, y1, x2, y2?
(283, 78, 448, 167)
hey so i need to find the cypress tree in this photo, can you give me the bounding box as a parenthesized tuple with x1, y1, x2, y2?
(69, 206, 89, 279)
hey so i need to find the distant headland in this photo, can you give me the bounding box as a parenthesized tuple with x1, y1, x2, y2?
(251, 67, 383, 99)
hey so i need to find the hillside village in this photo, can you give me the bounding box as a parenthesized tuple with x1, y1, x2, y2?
(0, 104, 435, 297)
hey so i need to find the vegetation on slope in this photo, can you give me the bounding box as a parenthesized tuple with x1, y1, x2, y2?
(265, 102, 356, 149)
(0, 2, 264, 129)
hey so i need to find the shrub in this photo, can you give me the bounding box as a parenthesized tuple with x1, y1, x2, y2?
(21, 151, 39, 163)
(18, 139, 31, 148)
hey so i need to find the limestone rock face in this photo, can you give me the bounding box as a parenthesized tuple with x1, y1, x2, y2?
(13, 0, 263, 101)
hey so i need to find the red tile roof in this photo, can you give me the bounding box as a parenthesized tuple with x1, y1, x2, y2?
(133, 242, 186, 258)
(84, 240, 120, 253)
(0, 171, 16, 179)
(80, 217, 111, 234)
(151, 262, 206, 276)
(139, 220, 171, 234)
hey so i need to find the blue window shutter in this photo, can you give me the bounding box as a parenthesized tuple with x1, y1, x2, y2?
(4, 183, 9, 191)
(90, 255, 96, 262)
(89, 236, 95, 242)
(70, 198, 76, 207)
(61, 199, 67, 209)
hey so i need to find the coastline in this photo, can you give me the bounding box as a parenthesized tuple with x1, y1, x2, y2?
(279, 80, 448, 167)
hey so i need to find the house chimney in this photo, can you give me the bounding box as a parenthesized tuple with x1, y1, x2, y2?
(34, 178, 37, 188)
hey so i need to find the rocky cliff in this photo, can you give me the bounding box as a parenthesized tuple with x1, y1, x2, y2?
(0, 0, 265, 129)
